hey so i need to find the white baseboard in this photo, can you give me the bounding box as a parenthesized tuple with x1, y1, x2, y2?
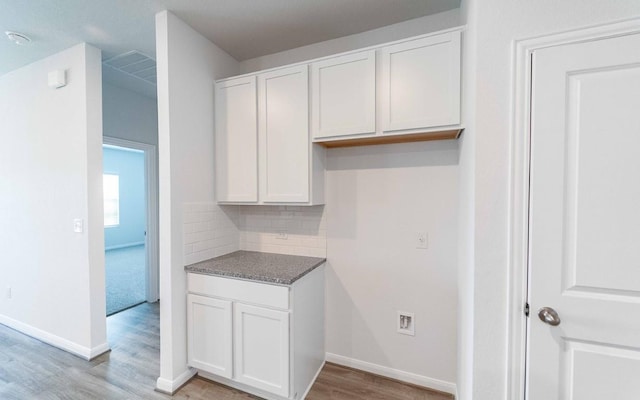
(105, 241, 145, 251)
(89, 342, 111, 360)
(325, 352, 457, 395)
(156, 368, 197, 395)
(0, 314, 110, 360)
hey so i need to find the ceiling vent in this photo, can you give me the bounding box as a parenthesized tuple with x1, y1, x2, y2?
(103, 51, 156, 85)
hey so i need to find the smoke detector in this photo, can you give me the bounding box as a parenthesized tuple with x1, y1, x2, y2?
(6, 31, 31, 45)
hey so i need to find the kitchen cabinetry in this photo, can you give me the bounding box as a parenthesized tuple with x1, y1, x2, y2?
(259, 66, 317, 203)
(214, 28, 462, 195)
(215, 67, 325, 205)
(380, 31, 461, 133)
(186, 265, 325, 400)
(186, 294, 232, 378)
(311, 50, 376, 139)
(234, 303, 290, 396)
(314, 30, 462, 147)
(214, 76, 258, 202)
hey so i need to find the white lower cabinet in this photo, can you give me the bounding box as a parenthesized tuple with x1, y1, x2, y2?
(186, 294, 233, 378)
(234, 303, 290, 397)
(186, 266, 325, 400)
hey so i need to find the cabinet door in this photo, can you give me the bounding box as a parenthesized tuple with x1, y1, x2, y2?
(234, 303, 290, 397)
(311, 51, 376, 139)
(215, 76, 258, 203)
(187, 294, 233, 378)
(258, 65, 309, 203)
(381, 31, 461, 132)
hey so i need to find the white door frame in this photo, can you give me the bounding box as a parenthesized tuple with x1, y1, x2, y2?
(507, 17, 640, 400)
(103, 136, 159, 303)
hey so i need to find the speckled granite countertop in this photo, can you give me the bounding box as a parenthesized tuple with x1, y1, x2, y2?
(184, 251, 326, 285)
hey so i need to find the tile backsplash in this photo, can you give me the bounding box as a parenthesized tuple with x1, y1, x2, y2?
(183, 204, 327, 264)
(183, 203, 240, 265)
(237, 205, 327, 258)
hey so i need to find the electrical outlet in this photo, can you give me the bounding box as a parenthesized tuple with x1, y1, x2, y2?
(397, 311, 415, 336)
(276, 231, 288, 240)
(416, 232, 428, 249)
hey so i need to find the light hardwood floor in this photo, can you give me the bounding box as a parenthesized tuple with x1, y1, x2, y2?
(0, 303, 453, 400)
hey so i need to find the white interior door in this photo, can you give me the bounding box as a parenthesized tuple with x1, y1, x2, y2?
(527, 32, 640, 399)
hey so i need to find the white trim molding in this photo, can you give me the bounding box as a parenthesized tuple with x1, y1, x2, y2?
(325, 353, 456, 395)
(105, 241, 146, 251)
(103, 136, 159, 303)
(0, 315, 110, 360)
(155, 368, 197, 395)
(507, 16, 640, 400)
(88, 342, 112, 360)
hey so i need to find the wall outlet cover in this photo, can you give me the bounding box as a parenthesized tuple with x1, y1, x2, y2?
(397, 311, 415, 336)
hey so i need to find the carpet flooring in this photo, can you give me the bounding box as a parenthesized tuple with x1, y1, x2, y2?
(105, 245, 146, 315)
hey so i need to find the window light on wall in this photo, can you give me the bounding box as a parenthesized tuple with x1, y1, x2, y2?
(103, 174, 120, 227)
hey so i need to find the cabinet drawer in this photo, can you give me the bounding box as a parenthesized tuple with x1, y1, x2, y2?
(187, 273, 289, 310)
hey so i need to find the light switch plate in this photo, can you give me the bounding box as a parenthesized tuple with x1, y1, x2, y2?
(73, 218, 84, 233)
(416, 232, 428, 249)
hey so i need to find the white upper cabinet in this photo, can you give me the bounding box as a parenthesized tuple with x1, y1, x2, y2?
(215, 76, 258, 203)
(259, 65, 310, 203)
(215, 66, 324, 205)
(214, 28, 462, 196)
(311, 51, 376, 139)
(381, 31, 461, 132)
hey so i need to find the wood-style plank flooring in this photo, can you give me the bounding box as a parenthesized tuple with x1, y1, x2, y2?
(0, 303, 453, 400)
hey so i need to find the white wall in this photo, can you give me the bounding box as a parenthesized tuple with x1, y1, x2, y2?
(0, 43, 108, 359)
(155, 11, 240, 392)
(458, 1, 640, 400)
(103, 147, 146, 249)
(325, 142, 459, 390)
(102, 82, 158, 145)
(240, 9, 461, 73)
(240, 11, 461, 392)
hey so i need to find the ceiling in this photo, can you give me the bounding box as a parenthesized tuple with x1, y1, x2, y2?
(1, 0, 460, 91)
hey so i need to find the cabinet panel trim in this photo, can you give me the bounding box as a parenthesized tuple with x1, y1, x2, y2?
(380, 31, 461, 132)
(215, 75, 259, 202)
(258, 65, 310, 203)
(187, 294, 233, 378)
(311, 50, 376, 139)
(187, 273, 290, 310)
(234, 303, 290, 397)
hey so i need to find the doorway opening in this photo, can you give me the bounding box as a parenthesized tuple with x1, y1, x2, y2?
(103, 138, 158, 316)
